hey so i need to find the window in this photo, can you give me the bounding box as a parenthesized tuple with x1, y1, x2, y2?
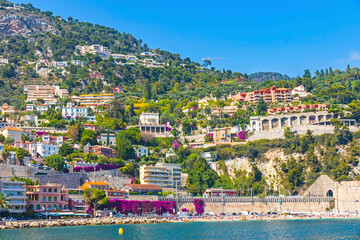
(42, 196, 46, 201)
(43, 188, 47, 192)
(54, 188, 57, 192)
(48, 197, 52, 201)
(54, 197, 57, 201)
(49, 188, 52, 192)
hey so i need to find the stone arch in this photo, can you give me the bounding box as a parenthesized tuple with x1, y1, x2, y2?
(290, 116, 298, 126)
(271, 118, 279, 129)
(58, 205, 62, 210)
(262, 119, 270, 131)
(64, 205, 67, 209)
(53, 205, 57, 210)
(326, 114, 332, 120)
(309, 115, 316, 124)
(281, 117, 288, 128)
(47, 205, 51, 210)
(36, 204, 41, 210)
(29, 204, 34, 209)
(300, 115, 307, 125)
(252, 121, 257, 131)
(318, 115, 324, 122)
(326, 189, 333, 197)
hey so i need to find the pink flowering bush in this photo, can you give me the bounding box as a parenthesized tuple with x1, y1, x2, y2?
(181, 208, 189, 212)
(193, 199, 204, 214)
(89, 199, 177, 216)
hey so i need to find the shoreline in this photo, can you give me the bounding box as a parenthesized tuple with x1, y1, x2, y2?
(1, 215, 359, 230)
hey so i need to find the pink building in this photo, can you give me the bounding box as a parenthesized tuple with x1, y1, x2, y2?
(113, 86, 125, 94)
(12, 141, 37, 157)
(26, 184, 69, 212)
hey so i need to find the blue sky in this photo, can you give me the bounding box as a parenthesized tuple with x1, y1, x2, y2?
(11, 0, 360, 76)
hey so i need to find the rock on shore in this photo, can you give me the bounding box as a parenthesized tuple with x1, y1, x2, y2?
(0, 217, 175, 229)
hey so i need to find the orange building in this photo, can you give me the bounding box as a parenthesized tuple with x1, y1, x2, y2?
(232, 86, 293, 103)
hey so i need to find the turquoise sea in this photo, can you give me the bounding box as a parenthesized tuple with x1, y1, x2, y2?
(2, 219, 360, 240)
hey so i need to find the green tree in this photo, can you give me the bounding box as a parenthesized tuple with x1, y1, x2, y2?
(81, 130, 97, 146)
(116, 131, 135, 160)
(256, 97, 267, 116)
(0, 193, 11, 212)
(59, 143, 74, 157)
(45, 154, 66, 171)
(15, 148, 30, 166)
(125, 127, 141, 144)
(121, 163, 136, 176)
(83, 188, 109, 217)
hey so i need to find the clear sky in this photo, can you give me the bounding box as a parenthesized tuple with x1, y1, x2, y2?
(11, 0, 360, 76)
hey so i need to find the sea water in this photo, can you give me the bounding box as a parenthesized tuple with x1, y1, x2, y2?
(2, 219, 360, 240)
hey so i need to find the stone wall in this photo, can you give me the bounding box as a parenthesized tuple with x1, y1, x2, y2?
(178, 199, 332, 214)
(0, 164, 54, 178)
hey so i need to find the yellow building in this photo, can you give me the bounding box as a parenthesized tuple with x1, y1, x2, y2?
(213, 127, 232, 144)
(79, 94, 115, 106)
(78, 181, 110, 191)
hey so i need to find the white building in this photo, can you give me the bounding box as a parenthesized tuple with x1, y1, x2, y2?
(134, 145, 148, 157)
(292, 85, 310, 98)
(36, 143, 59, 158)
(76, 44, 110, 58)
(140, 163, 182, 188)
(71, 60, 83, 65)
(139, 112, 160, 125)
(36, 104, 49, 113)
(97, 133, 116, 146)
(26, 104, 35, 111)
(62, 102, 88, 120)
(0, 58, 9, 64)
(0, 181, 26, 213)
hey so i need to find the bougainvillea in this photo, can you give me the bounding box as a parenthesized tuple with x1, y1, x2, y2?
(236, 131, 247, 140)
(193, 199, 204, 215)
(90, 199, 177, 216)
(181, 208, 189, 212)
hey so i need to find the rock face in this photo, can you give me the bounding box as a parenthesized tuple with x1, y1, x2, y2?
(0, 11, 59, 36)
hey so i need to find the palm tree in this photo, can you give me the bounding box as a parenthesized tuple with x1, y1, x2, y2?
(1, 148, 10, 164)
(0, 193, 11, 212)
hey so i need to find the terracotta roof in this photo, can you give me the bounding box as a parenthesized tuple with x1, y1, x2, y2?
(4, 127, 22, 131)
(126, 184, 162, 190)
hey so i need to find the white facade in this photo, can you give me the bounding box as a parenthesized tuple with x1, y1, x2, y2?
(292, 85, 310, 98)
(0, 58, 9, 64)
(139, 112, 160, 125)
(0, 181, 26, 213)
(76, 44, 110, 58)
(71, 60, 83, 65)
(97, 133, 116, 146)
(36, 104, 49, 113)
(62, 102, 88, 120)
(36, 143, 59, 158)
(135, 145, 148, 157)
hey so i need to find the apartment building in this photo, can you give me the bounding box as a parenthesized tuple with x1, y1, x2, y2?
(62, 102, 88, 120)
(78, 94, 115, 106)
(134, 145, 148, 157)
(76, 44, 110, 58)
(26, 184, 69, 212)
(0, 181, 26, 213)
(24, 85, 69, 103)
(213, 127, 232, 144)
(0, 58, 9, 64)
(232, 86, 293, 103)
(140, 163, 182, 188)
(67, 188, 86, 211)
(291, 85, 310, 98)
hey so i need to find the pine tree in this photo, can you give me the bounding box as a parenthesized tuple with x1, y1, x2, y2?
(325, 69, 329, 76)
(256, 97, 267, 116)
